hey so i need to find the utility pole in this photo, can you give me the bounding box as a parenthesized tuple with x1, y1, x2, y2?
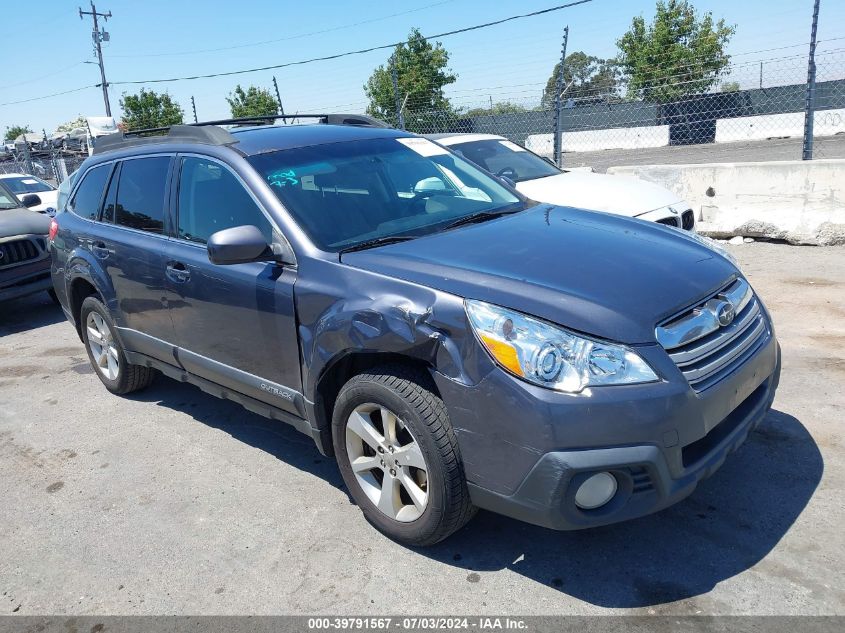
(191, 96, 198, 123)
(272, 76, 285, 117)
(802, 0, 821, 160)
(79, 2, 112, 118)
(390, 57, 406, 130)
(552, 25, 569, 167)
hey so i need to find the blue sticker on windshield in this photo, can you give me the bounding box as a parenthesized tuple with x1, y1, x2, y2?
(267, 169, 299, 188)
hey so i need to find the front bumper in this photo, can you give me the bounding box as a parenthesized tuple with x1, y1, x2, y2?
(434, 327, 780, 531)
(0, 258, 52, 302)
(637, 205, 696, 231)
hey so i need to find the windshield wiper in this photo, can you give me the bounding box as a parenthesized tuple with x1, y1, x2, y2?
(441, 203, 526, 231)
(339, 235, 417, 254)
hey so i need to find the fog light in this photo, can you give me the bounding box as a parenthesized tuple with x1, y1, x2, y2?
(574, 472, 617, 510)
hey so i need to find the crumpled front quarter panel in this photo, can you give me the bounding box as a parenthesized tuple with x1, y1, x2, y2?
(294, 257, 493, 402)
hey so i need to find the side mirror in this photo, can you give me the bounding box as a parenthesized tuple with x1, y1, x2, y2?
(413, 177, 447, 195)
(207, 225, 273, 265)
(21, 193, 42, 208)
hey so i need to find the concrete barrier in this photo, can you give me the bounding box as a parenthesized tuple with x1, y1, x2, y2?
(715, 108, 845, 143)
(525, 125, 670, 155)
(607, 159, 845, 246)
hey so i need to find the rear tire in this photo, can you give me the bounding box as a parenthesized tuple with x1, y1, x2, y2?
(332, 364, 475, 546)
(80, 295, 156, 395)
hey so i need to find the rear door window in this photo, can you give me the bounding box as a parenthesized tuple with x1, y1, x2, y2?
(113, 156, 171, 234)
(67, 164, 110, 221)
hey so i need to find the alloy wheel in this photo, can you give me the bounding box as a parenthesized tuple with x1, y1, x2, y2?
(345, 403, 430, 522)
(86, 311, 120, 381)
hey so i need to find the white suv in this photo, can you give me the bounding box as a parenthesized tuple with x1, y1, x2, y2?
(428, 133, 695, 231)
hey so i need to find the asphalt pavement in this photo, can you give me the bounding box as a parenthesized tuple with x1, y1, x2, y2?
(0, 242, 843, 615)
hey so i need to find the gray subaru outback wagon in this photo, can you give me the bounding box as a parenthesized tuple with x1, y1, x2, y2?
(50, 117, 780, 545)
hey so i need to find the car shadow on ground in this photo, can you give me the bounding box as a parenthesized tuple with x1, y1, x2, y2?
(0, 293, 65, 336)
(422, 409, 823, 608)
(128, 375, 822, 609)
(129, 377, 346, 488)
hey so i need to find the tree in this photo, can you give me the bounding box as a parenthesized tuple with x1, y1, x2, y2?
(119, 89, 184, 131)
(720, 81, 740, 92)
(541, 52, 620, 108)
(4, 124, 32, 142)
(465, 102, 527, 118)
(56, 115, 87, 133)
(364, 28, 457, 132)
(616, 0, 734, 103)
(226, 85, 279, 118)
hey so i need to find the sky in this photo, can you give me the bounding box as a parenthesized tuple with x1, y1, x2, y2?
(1, 0, 843, 134)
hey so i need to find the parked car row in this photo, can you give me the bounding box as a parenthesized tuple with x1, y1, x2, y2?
(0, 178, 55, 303)
(0, 173, 58, 214)
(429, 133, 696, 231)
(45, 117, 778, 546)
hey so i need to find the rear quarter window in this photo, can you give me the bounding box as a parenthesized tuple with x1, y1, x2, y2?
(67, 164, 111, 220)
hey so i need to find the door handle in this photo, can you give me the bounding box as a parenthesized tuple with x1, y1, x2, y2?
(166, 261, 191, 283)
(91, 241, 110, 259)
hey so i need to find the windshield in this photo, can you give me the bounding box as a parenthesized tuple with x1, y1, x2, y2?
(1, 175, 54, 194)
(0, 182, 21, 209)
(448, 139, 560, 183)
(248, 136, 523, 251)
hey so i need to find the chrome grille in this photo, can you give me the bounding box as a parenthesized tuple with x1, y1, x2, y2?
(656, 217, 679, 228)
(0, 237, 44, 268)
(681, 209, 695, 230)
(656, 278, 769, 391)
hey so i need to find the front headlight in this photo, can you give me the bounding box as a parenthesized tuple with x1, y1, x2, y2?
(465, 300, 658, 393)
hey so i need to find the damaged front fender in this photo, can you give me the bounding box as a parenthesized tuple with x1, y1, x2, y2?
(295, 258, 494, 406)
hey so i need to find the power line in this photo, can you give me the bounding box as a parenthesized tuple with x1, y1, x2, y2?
(109, 0, 456, 59)
(110, 0, 595, 86)
(0, 61, 86, 91)
(0, 85, 97, 108)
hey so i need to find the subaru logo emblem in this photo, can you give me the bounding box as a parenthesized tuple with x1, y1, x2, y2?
(716, 302, 735, 327)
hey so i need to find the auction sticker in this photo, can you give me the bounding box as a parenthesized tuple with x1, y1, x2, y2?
(498, 140, 526, 152)
(397, 137, 449, 157)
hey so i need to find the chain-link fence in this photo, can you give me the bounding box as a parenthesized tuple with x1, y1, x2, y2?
(0, 150, 87, 185)
(356, 48, 845, 172)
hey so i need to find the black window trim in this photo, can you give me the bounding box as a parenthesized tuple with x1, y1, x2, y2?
(65, 161, 116, 224)
(106, 153, 176, 241)
(173, 152, 291, 257)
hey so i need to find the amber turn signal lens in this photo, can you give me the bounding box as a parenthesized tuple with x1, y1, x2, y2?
(479, 333, 524, 377)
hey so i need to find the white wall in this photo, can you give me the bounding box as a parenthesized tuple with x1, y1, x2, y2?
(715, 108, 845, 143)
(607, 159, 845, 245)
(525, 109, 845, 155)
(525, 125, 670, 155)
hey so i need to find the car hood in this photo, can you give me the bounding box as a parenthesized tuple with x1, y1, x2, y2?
(515, 171, 683, 217)
(342, 205, 736, 344)
(0, 207, 51, 237)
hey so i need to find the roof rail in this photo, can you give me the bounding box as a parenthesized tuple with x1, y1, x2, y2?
(193, 113, 391, 128)
(92, 124, 236, 155)
(91, 113, 390, 155)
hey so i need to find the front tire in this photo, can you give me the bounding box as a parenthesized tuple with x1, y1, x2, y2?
(332, 365, 475, 546)
(80, 295, 156, 395)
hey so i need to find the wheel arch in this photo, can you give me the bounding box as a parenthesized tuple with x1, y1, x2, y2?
(310, 351, 440, 457)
